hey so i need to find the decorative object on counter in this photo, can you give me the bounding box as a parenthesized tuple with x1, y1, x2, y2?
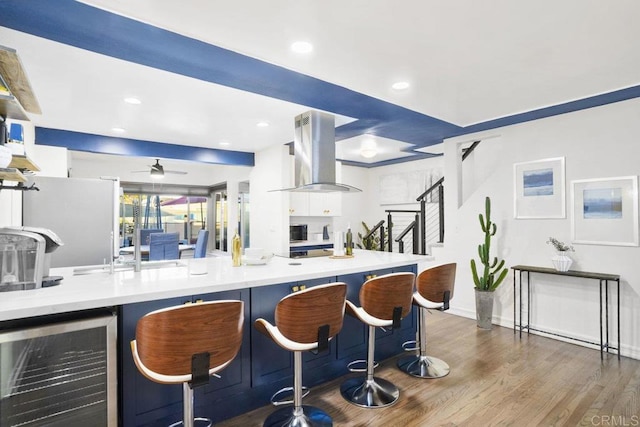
(188, 258, 208, 275)
(334, 231, 344, 256)
(242, 247, 273, 265)
(329, 254, 354, 259)
(232, 229, 241, 267)
(356, 221, 386, 251)
(547, 237, 574, 272)
(470, 197, 508, 330)
(345, 224, 353, 256)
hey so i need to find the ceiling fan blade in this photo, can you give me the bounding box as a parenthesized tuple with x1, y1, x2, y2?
(165, 170, 188, 175)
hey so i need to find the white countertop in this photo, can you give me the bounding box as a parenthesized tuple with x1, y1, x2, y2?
(0, 250, 426, 322)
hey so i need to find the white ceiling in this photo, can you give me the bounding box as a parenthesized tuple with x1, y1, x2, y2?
(2, 0, 639, 173)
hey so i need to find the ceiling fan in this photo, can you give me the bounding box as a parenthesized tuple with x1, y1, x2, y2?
(132, 159, 188, 179)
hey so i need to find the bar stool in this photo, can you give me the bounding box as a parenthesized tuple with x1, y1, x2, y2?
(130, 300, 244, 427)
(255, 282, 347, 427)
(340, 272, 415, 408)
(397, 263, 456, 378)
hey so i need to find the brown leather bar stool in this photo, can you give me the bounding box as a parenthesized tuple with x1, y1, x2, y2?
(397, 263, 456, 378)
(340, 272, 415, 408)
(130, 300, 244, 427)
(255, 282, 347, 427)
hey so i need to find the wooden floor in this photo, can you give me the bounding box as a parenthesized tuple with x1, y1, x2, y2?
(218, 311, 640, 427)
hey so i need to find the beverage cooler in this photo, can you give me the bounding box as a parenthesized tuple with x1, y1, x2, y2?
(0, 312, 117, 426)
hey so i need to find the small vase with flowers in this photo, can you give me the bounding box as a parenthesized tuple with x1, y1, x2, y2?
(547, 237, 574, 272)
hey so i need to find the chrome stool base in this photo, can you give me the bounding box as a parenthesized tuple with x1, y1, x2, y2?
(263, 405, 332, 427)
(396, 354, 450, 379)
(169, 417, 212, 427)
(340, 377, 399, 408)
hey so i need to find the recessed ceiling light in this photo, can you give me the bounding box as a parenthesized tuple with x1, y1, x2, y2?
(256, 121, 270, 128)
(124, 97, 141, 105)
(392, 81, 410, 90)
(112, 127, 126, 133)
(291, 41, 313, 54)
(219, 141, 231, 147)
(360, 139, 378, 159)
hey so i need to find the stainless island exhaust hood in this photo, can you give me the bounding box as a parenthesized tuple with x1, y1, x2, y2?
(287, 110, 361, 193)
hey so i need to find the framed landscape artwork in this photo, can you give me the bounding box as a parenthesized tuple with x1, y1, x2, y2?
(571, 176, 639, 246)
(514, 157, 565, 219)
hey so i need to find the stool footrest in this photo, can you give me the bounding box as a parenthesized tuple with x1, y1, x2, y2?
(402, 340, 419, 352)
(270, 386, 310, 406)
(169, 417, 212, 427)
(347, 359, 378, 373)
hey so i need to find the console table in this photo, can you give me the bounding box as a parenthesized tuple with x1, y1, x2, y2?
(511, 265, 620, 359)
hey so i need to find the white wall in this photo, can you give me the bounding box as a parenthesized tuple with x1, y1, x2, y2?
(249, 144, 290, 255)
(438, 98, 640, 359)
(332, 164, 370, 237)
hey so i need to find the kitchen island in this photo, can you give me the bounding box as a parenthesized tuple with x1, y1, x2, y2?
(0, 250, 426, 426)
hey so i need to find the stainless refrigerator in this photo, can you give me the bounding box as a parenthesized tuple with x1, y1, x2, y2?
(22, 176, 119, 268)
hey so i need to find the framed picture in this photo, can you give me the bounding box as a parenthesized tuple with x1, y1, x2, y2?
(514, 157, 565, 219)
(571, 176, 639, 246)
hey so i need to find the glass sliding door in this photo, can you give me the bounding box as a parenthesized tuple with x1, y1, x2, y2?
(239, 181, 250, 249)
(213, 190, 228, 251)
(119, 193, 209, 246)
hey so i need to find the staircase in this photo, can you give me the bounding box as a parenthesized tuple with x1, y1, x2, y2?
(364, 140, 481, 255)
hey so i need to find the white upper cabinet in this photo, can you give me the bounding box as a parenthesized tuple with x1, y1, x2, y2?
(289, 192, 342, 217)
(289, 192, 310, 216)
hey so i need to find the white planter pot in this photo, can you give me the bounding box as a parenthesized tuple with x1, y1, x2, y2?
(552, 252, 573, 272)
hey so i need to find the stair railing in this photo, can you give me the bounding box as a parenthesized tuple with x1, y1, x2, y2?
(415, 176, 444, 254)
(362, 219, 386, 251)
(394, 216, 420, 254)
(385, 209, 420, 253)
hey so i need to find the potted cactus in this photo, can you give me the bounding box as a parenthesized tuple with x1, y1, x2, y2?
(471, 196, 508, 329)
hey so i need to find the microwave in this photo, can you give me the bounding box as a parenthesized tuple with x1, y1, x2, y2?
(289, 224, 308, 242)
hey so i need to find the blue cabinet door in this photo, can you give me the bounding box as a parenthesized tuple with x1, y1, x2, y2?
(335, 271, 370, 362)
(251, 281, 298, 388)
(120, 296, 186, 427)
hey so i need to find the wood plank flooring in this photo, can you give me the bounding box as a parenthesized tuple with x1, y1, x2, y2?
(218, 311, 640, 427)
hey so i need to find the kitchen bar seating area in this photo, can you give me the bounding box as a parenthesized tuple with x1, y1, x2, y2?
(0, 250, 424, 426)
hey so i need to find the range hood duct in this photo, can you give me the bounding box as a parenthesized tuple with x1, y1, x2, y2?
(287, 110, 361, 193)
